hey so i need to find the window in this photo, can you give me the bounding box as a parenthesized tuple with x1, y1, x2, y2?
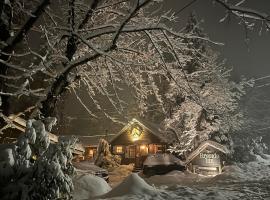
(86, 148, 97, 159)
(157, 145, 163, 153)
(89, 149, 94, 158)
(115, 146, 123, 154)
(140, 145, 148, 156)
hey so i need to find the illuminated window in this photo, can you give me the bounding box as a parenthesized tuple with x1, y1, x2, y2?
(89, 149, 94, 157)
(157, 145, 163, 153)
(140, 145, 148, 156)
(86, 148, 97, 159)
(116, 146, 123, 154)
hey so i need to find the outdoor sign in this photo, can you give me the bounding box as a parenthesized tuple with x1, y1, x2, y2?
(199, 152, 220, 164)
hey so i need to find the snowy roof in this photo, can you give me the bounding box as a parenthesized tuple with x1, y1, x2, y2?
(8, 115, 58, 143)
(185, 140, 229, 165)
(143, 153, 184, 166)
(77, 134, 115, 146)
(7, 115, 85, 154)
(110, 118, 167, 143)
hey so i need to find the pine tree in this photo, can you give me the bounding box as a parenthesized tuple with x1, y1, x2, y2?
(0, 118, 75, 200)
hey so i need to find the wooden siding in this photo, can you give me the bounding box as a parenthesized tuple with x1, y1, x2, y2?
(187, 146, 226, 175)
(110, 129, 165, 146)
(191, 146, 222, 167)
(7, 115, 85, 155)
(112, 143, 167, 167)
(110, 119, 167, 168)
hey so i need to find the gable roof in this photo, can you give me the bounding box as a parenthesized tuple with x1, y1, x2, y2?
(78, 134, 115, 147)
(110, 118, 167, 143)
(8, 115, 58, 143)
(7, 115, 85, 154)
(185, 140, 229, 165)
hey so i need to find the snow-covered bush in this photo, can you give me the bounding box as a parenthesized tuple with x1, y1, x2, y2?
(0, 118, 75, 200)
(95, 139, 121, 169)
(232, 136, 269, 163)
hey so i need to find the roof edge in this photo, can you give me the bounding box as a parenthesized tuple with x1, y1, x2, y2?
(110, 118, 166, 143)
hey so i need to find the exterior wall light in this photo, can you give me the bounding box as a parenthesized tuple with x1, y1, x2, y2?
(131, 127, 142, 141)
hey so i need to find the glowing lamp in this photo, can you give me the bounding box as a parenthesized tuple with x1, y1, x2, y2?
(32, 155, 37, 161)
(131, 127, 142, 141)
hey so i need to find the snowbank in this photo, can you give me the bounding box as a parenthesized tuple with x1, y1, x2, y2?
(108, 164, 133, 187)
(99, 173, 161, 199)
(146, 154, 270, 186)
(73, 160, 107, 172)
(144, 170, 210, 186)
(213, 154, 270, 183)
(164, 185, 246, 200)
(72, 174, 111, 199)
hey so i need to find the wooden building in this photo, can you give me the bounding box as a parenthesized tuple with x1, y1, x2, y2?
(78, 134, 114, 160)
(110, 118, 167, 169)
(5, 115, 85, 157)
(185, 140, 229, 176)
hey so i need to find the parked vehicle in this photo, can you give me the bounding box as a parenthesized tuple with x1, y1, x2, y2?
(73, 160, 109, 182)
(143, 153, 185, 176)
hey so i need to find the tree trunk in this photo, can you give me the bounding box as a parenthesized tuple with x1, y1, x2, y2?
(0, 1, 12, 115)
(39, 0, 100, 117)
(40, 73, 71, 117)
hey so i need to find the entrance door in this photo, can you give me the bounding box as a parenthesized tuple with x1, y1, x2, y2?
(135, 144, 149, 169)
(126, 145, 149, 168)
(124, 145, 136, 164)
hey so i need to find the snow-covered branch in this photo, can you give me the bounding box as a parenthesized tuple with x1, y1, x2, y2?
(215, 0, 270, 29)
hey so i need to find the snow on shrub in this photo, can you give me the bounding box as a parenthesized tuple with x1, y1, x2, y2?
(0, 118, 75, 200)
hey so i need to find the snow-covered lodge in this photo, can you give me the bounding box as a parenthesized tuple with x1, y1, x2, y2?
(110, 118, 167, 169)
(81, 118, 167, 169)
(5, 115, 85, 157)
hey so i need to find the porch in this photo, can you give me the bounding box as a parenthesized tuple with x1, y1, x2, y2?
(112, 143, 167, 169)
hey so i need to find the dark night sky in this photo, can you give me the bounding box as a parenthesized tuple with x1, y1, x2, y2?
(164, 0, 270, 80)
(59, 0, 270, 136)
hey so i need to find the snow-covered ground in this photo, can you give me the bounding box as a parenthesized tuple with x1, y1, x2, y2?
(107, 164, 133, 188)
(73, 155, 270, 200)
(72, 174, 111, 199)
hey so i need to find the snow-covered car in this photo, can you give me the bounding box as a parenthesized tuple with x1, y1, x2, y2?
(72, 160, 109, 182)
(143, 153, 185, 176)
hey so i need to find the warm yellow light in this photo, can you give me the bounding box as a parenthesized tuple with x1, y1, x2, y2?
(140, 145, 146, 150)
(89, 149, 94, 156)
(32, 155, 37, 160)
(140, 145, 148, 155)
(116, 146, 123, 153)
(132, 135, 140, 141)
(131, 127, 141, 141)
